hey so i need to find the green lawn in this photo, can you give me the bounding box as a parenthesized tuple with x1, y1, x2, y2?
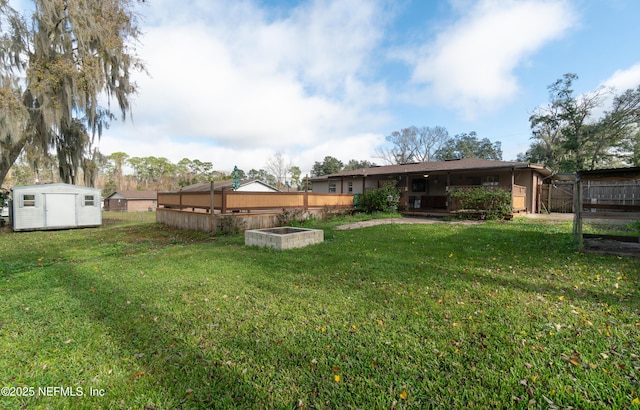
(0, 215, 638, 409)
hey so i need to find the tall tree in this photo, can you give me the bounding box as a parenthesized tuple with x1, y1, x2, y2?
(128, 156, 175, 190)
(288, 165, 301, 191)
(587, 85, 640, 168)
(247, 168, 276, 186)
(311, 156, 343, 177)
(82, 147, 109, 188)
(376, 125, 449, 165)
(265, 152, 290, 190)
(377, 127, 418, 164)
(109, 152, 129, 191)
(523, 74, 640, 171)
(434, 132, 502, 161)
(527, 73, 607, 172)
(343, 159, 376, 171)
(414, 126, 449, 162)
(0, 0, 145, 187)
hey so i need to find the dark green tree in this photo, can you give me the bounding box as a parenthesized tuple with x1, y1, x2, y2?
(288, 165, 302, 190)
(109, 152, 130, 190)
(343, 159, 376, 171)
(311, 156, 344, 176)
(128, 156, 176, 190)
(248, 168, 276, 186)
(434, 132, 502, 161)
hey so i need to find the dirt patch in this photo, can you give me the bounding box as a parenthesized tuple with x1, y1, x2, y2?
(334, 217, 481, 230)
(583, 237, 640, 258)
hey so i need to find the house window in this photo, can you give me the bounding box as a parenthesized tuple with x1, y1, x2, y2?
(329, 182, 337, 193)
(482, 175, 499, 186)
(411, 178, 426, 192)
(347, 182, 353, 193)
(22, 194, 36, 207)
(84, 195, 95, 206)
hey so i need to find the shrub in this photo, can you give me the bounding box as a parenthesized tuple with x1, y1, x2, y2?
(219, 215, 247, 234)
(449, 187, 511, 220)
(360, 183, 401, 213)
(320, 205, 352, 221)
(277, 208, 305, 226)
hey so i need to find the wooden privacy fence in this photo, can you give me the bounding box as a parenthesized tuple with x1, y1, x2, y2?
(573, 167, 640, 256)
(156, 190, 355, 233)
(539, 181, 574, 213)
(580, 180, 640, 209)
(157, 190, 355, 213)
(540, 178, 640, 214)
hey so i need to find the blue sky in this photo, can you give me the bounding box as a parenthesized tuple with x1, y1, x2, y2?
(92, 0, 640, 175)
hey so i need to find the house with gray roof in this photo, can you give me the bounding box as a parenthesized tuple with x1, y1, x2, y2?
(309, 158, 552, 214)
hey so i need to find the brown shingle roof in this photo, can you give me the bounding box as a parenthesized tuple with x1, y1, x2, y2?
(310, 158, 551, 180)
(107, 190, 157, 200)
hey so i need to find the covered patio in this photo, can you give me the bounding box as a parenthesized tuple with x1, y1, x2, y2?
(310, 158, 552, 215)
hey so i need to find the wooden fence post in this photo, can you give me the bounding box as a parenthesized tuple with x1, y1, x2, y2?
(573, 174, 583, 249)
(210, 181, 215, 232)
(222, 189, 227, 214)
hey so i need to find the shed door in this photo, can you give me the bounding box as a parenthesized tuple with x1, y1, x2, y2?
(45, 193, 77, 228)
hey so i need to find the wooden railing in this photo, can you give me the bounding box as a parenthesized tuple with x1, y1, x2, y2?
(511, 184, 526, 211)
(157, 190, 355, 213)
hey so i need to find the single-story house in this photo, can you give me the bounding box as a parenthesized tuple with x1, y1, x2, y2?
(178, 179, 280, 193)
(310, 158, 553, 213)
(10, 183, 102, 231)
(103, 190, 158, 212)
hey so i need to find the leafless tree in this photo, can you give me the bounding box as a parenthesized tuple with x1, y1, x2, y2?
(265, 152, 291, 190)
(375, 125, 449, 164)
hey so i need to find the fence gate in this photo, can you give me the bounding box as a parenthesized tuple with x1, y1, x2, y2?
(539, 181, 574, 213)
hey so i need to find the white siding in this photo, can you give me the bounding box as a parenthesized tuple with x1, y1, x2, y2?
(236, 181, 278, 192)
(44, 193, 76, 228)
(11, 184, 101, 231)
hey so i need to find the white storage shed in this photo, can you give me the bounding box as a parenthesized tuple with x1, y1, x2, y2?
(10, 183, 102, 231)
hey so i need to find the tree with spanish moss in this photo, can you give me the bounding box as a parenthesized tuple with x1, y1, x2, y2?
(0, 0, 145, 187)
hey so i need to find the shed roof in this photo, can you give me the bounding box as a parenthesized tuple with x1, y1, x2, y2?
(310, 158, 552, 180)
(12, 183, 100, 192)
(578, 166, 640, 181)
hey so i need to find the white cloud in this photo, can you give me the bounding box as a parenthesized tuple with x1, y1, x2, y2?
(98, 126, 385, 175)
(409, 0, 576, 119)
(601, 63, 640, 93)
(581, 62, 640, 120)
(104, 0, 391, 173)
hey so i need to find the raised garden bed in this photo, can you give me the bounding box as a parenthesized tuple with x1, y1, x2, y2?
(245, 227, 324, 249)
